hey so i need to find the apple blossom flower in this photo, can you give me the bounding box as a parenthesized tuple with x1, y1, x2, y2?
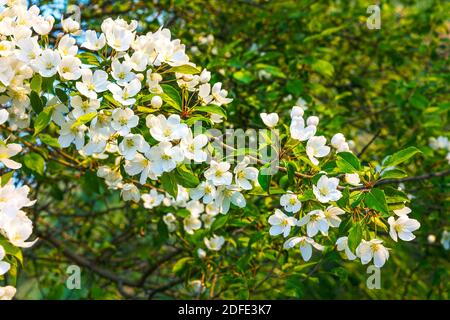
(0, 286, 16, 300)
(105, 24, 134, 52)
(356, 239, 389, 268)
(211, 82, 233, 106)
(186, 200, 205, 216)
(268, 209, 297, 237)
(215, 185, 246, 214)
(290, 106, 304, 119)
(111, 107, 139, 136)
(297, 209, 329, 237)
(204, 235, 225, 251)
(313, 175, 342, 203)
(34, 49, 61, 77)
(336, 237, 356, 260)
(81, 30, 106, 51)
(124, 153, 156, 184)
(393, 206, 411, 217)
(163, 213, 177, 232)
(58, 56, 82, 80)
(260, 112, 279, 128)
(146, 114, 189, 142)
(107, 78, 141, 106)
(62, 17, 81, 35)
(146, 142, 183, 175)
(111, 59, 136, 85)
(233, 157, 258, 190)
(204, 161, 233, 186)
(290, 117, 316, 141)
(345, 173, 361, 186)
(306, 136, 330, 165)
(184, 213, 202, 235)
(283, 236, 324, 262)
(118, 133, 150, 160)
(124, 51, 148, 72)
(58, 120, 87, 150)
(120, 183, 140, 202)
(180, 132, 208, 163)
(70, 95, 100, 119)
(76, 69, 109, 99)
(0, 142, 22, 169)
(190, 182, 216, 204)
(142, 189, 164, 209)
(58, 35, 78, 57)
(323, 206, 345, 228)
(388, 215, 420, 242)
(280, 192, 301, 213)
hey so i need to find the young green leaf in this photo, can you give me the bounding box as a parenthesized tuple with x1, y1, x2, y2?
(383, 147, 421, 168)
(23, 152, 45, 176)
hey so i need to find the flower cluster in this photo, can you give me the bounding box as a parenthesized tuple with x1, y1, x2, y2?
(0, 110, 36, 300)
(265, 106, 421, 268)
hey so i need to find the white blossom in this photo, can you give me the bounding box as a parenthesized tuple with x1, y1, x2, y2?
(283, 236, 324, 262)
(268, 209, 297, 237)
(313, 175, 342, 203)
(356, 239, 389, 268)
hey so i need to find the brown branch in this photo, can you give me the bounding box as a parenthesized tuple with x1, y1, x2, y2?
(350, 169, 450, 191)
(357, 129, 381, 157)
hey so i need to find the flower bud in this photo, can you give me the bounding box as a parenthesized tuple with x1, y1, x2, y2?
(290, 106, 304, 118)
(307, 116, 319, 126)
(331, 133, 346, 149)
(151, 95, 163, 109)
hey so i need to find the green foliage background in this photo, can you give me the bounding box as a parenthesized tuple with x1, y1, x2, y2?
(12, 0, 449, 299)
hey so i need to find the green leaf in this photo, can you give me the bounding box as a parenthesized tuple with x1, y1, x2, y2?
(347, 223, 363, 252)
(384, 186, 409, 204)
(172, 257, 193, 274)
(255, 63, 286, 78)
(55, 88, 69, 104)
(71, 112, 97, 129)
(311, 59, 334, 78)
(211, 215, 229, 231)
(286, 79, 303, 96)
(1, 171, 14, 187)
(166, 65, 200, 74)
(77, 52, 101, 66)
(233, 70, 254, 84)
(161, 84, 182, 111)
(175, 166, 200, 188)
(0, 239, 23, 265)
(39, 134, 60, 148)
(257, 164, 271, 193)
(30, 74, 42, 93)
(23, 152, 45, 176)
(161, 172, 178, 198)
(380, 168, 407, 180)
(33, 107, 53, 136)
(30, 91, 43, 114)
(193, 104, 227, 119)
(174, 209, 190, 218)
(383, 146, 421, 168)
(365, 189, 389, 216)
(336, 152, 361, 173)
